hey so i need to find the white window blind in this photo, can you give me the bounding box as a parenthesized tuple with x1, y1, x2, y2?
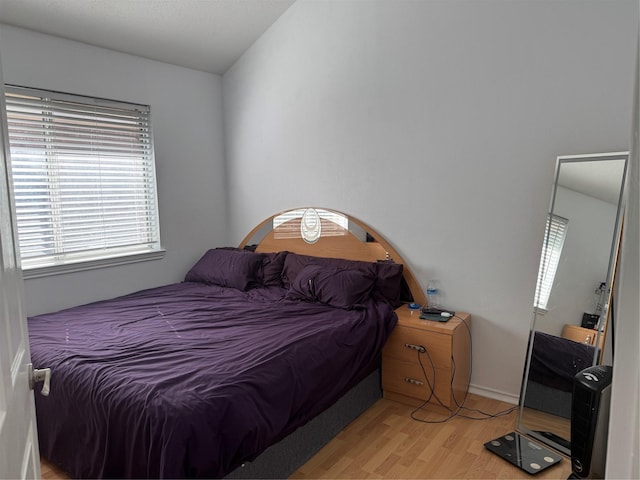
(272, 208, 348, 239)
(5, 85, 161, 273)
(534, 213, 568, 310)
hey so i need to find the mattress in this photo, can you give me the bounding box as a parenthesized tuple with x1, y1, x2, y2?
(28, 281, 397, 478)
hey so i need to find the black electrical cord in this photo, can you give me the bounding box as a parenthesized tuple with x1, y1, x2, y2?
(409, 314, 517, 423)
(453, 317, 518, 420)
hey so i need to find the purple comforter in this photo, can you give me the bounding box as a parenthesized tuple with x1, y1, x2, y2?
(28, 282, 397, 478)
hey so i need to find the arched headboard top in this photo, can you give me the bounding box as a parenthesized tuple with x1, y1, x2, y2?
(239, 207, 425, 306)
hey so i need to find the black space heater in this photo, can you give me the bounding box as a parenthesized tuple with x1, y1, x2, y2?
(569, 365, 613, 479)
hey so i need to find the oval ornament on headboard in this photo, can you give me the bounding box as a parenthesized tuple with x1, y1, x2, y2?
(300, 207, 322, 244)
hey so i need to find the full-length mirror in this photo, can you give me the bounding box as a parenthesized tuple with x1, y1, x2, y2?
(517, 152, 628, 455)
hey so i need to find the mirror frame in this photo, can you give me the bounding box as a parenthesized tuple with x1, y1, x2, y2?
(517, 151, 629, 455)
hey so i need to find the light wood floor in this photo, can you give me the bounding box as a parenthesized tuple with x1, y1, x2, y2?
(519, 407, 571, 441)
(41, 394, 572, 479)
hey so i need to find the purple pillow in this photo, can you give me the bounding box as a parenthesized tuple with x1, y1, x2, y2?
(373, 260, 404, 306)
(281, 253, 403, 306)
(286, 265, 376, 309)
(185, 248, 263, 291)
(262, 251, 288, 287)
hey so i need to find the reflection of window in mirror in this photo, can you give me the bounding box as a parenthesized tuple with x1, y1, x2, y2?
(272, 208, 349, 241)
(535, 214, 569, 310)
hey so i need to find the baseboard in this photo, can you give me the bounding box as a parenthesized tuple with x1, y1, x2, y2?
(468, 383, 520, 405)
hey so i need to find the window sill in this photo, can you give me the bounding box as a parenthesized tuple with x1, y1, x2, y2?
(22, 249, 166, 279)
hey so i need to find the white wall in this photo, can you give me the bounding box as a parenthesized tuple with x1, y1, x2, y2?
(606, 18, 640, 477)
(223, 0, 638, 401)
(0, 25, 227, 316)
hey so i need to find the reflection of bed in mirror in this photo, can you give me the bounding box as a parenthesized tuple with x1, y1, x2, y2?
(524, 331, 596, 419)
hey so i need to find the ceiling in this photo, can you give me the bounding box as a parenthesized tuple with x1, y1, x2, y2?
(0, 0, 296, 74)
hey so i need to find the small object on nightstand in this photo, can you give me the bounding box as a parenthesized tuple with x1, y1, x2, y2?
(426, 280, 440, 308)
(408, 303, 421, 310)
(581, 312, 599, 329)
(420, 309, 455, 322)
(421, 306, 447, 315)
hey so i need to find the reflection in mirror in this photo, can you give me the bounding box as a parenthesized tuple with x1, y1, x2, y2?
(518, 152, 628, 456)
(243, 208, 375, 249)
(244, 208, 350, 247)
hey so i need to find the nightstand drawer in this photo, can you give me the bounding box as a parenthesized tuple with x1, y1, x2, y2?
(383, 325, 450, 369)
(381, 358, 451, 406)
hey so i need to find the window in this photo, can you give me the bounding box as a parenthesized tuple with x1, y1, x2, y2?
(5, 85, 162, 277)
(534, 213, 568, 310)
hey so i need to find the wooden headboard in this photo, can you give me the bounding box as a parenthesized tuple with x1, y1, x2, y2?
(239, 207, 426, 306)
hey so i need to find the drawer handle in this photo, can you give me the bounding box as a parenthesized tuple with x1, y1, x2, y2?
(404, 343, 426, 353)
(404, 377, 424, 386)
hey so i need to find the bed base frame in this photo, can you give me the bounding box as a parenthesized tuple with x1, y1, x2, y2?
(226, 368, 382, 479)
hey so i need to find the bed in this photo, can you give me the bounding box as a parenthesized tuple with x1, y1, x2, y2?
(28, 208, 425, 478)
(524, 330, 597, 419)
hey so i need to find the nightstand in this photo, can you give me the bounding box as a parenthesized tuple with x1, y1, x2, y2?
(382, 307, 471, 409)
(561, 324, 604, 350)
